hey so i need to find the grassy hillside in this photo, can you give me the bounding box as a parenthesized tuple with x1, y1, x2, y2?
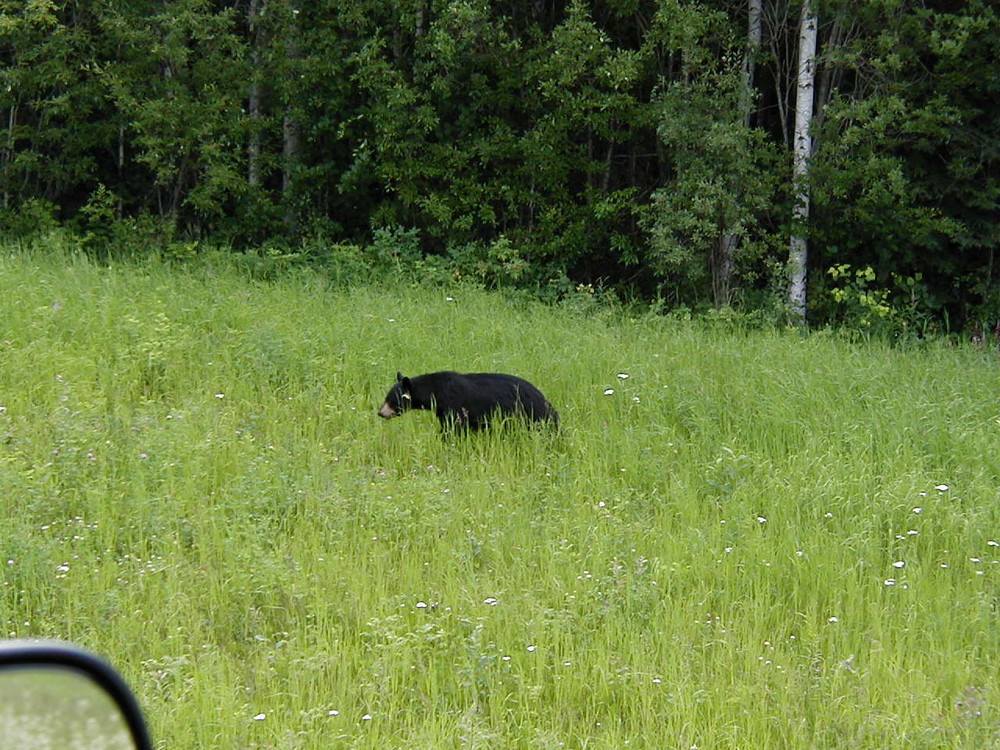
(0, 247, 997, 748)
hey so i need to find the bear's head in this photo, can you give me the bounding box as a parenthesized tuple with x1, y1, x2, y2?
(377, 372, 412, 419)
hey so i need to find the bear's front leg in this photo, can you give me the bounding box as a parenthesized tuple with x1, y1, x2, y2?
(437, 406, 471, 433)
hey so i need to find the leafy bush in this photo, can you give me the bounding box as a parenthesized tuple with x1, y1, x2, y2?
(821, 263, 942, 338)
(0, 198, 60, 238)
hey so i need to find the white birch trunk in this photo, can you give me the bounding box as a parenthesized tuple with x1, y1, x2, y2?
(788, 0, 817, 322)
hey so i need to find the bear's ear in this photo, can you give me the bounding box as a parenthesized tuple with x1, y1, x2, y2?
(400, 376, 412, 393)
(396, 371, 405, 382)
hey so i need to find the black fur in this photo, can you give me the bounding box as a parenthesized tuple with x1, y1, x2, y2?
(378, 371, 559, 431)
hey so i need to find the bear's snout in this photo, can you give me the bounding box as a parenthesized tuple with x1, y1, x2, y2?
(378, 402, 398, 419)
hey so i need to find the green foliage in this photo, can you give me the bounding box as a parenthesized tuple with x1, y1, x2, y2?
(820, 263, 942, 338)
(647, 69, 782, 306)
(100, 0, 252, 228)
(808, 0, 1000, 328)
(76, 183, 118, 252)
(811, 95, 960, 268)
(0, 0, 113, 204)
(350, 0, 660, 282)
(369, 225, 423, 271)
(0, 1, 998, 330)
(0, 198, 59, 237)
(446, 236, 530, 288)
(825, 263, 891, 329)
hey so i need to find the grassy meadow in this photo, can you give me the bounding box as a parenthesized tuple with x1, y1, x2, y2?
(0, 246, 998, 748)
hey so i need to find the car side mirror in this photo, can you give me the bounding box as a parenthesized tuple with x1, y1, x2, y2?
(0, 640, 152, 749)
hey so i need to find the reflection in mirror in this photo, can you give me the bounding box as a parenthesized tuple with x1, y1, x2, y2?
(0, 665, 136, 749)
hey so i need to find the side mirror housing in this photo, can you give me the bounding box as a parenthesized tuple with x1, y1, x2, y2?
(0, 640, 152, 749)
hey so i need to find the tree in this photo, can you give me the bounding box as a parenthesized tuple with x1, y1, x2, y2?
(0, 0, 114, 225)
(648, 70, 779, 308)
(99, 1, 252, 233)
(742, 0, 762, 129)
(351, 0, 657, 278)
(787, 0, 817, 322)
(0, 0, 996, 331)
(247, 0, 264, 190)
(713, 0, 764, 307)
(807, 0, 1000, 327)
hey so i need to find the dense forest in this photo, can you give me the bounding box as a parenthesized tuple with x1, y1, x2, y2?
(1, 0, 998, 331)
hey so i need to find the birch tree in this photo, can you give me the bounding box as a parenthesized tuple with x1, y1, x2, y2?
(787, 0, 817, 322)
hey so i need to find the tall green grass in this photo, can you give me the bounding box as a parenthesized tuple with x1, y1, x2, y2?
(0, 245, 998, 748)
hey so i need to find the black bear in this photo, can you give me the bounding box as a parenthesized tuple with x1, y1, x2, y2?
(378, 371, 559, 431)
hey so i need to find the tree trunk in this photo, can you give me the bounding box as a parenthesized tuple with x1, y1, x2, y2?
(282, 10, 301, 230)
(788, 0, 817, 323)
(282, 112, 299, 229)
(117, 121, 125, 220)
(713, 233, 738, 307)
(415, 0, 428, 38)
(4, 104, 16, 209)
(714, 0, 763, 309)
(742, 0, 762, 128)
(813, 19, 846, 135)
(247, 0, 264, 189)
